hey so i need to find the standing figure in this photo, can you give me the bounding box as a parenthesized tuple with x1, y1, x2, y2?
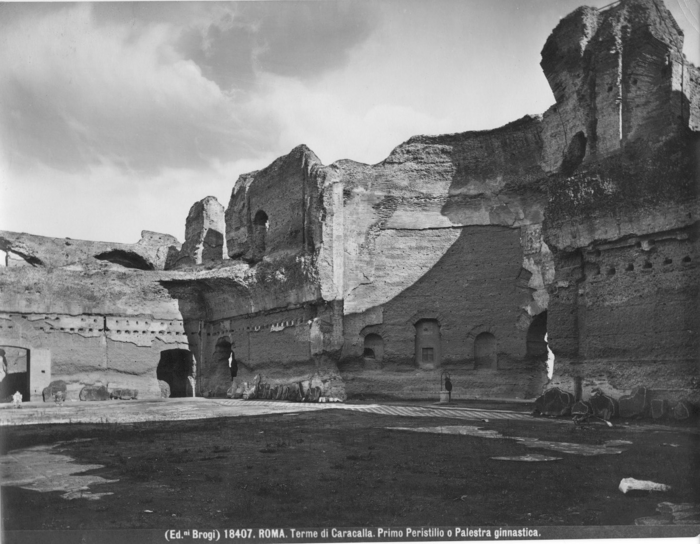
(444, 375, 453, 402)
(229, 343, 238, 381)
(0, 349, 6, 383)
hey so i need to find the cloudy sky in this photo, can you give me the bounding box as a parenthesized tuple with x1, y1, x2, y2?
(1, 0, 698, 244)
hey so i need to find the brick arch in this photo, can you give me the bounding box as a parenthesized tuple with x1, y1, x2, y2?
(465, 324, 498, 343)
(407, 310, 444, 326)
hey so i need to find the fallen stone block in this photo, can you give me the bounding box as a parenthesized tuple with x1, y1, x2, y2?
(619, 478, 671, 495)
(287, 383, 302, 402)
(672, 400, 692, 421)
(158, 380, 170, 399)
(305, 386, 322, 403)
(533, 387, 575, 416)
(572, 400, 593, 418)
(241, 381, 258, 400)
(651, 399, 667, 420)
(618, 386, 649, 418)
(110, 388, 138, 400)
(228, 382, 244, 399)
(589, 390, 618, 420)
(79, 385, 110, 402)
(42, 380, 68, 403)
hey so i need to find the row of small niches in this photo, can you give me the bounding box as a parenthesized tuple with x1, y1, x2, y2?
(600, 255, 692, 276)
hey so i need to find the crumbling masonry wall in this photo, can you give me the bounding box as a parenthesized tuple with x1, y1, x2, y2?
(0, 0, 696, 407)
(540, 0, 699, 403)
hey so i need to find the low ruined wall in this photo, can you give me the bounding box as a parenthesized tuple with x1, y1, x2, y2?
(0, 312, 196, 401)
(0, 230, 180, 271)
(198, 302, 344, 398)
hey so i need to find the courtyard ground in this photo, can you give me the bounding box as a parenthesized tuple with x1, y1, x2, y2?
(0, 399, 698, 542)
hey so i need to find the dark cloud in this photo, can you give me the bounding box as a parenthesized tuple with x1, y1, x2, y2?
(244, 1, 378, 79)
(178, 23, 257, 92)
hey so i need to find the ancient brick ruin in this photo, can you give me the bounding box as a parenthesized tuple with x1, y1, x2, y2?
(0, 0, 697, 414)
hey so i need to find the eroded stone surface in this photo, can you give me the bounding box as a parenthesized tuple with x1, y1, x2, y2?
(174, 197, 225, 268)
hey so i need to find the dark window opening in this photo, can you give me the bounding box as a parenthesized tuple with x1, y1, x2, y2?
(415, 319, 440, 367)
(157, 349, 193, 398)
(663, 258, 673, 265)
(252, 210, 269, 261)
(474, 332, 497, 369)
(214, 337, 234, 381)
(363, 348, 375, 358)
(643, 261, 653, 269)
(94, 250, 154, 270)
(607, 267, 616, 276)
(682, 256, 691, 263)
(626, 263, 634, 271)
(0, 347, 30, 402)
(526, 312, 548, 361)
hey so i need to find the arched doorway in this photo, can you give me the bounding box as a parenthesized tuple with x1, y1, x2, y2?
(474, 332, 497, 369)
(415, 319, 440, 368)
(157, 349, 193, 398)
(0, 347, 30, 402)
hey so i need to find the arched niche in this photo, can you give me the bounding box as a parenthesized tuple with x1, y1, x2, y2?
(252, 210, 269, 260)
(363, 333, 384, 361)
(474, 332, 497, 369)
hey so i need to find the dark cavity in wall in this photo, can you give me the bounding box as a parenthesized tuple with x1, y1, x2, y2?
(0, 346, 30, 402)
(560, 131, 587, 175)
(213, 337, 233, 370)
(94, 250, 154, 270)
(474, 332, 497, 369)
(251, 210, 268, 262)
(157, 349, 193, 398)
(526, 311, 548, 361)
(363, 333, 384, 361)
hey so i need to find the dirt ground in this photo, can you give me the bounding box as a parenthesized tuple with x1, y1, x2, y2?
(1, 408, 699, 533)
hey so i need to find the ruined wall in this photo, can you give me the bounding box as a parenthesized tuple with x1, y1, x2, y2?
(3, 0, 695, 407)
(174, 196, 225, 268)
(340, 226, 550, 399)
(225, 145, 323, 262)
(0, 262, 206, 401)
(0, 230, 180, 271)
(314, 117, 554, 400)
(197, 305, 323, 396)
(540, 0, 700, 403)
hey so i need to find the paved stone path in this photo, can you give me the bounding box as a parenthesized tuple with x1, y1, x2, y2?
(215, 399, 533, 421)
(0, 398, 533, 427)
